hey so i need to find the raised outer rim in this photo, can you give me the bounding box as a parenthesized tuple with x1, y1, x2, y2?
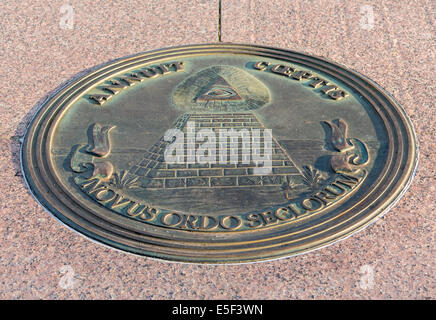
(21, 43, 418, 264)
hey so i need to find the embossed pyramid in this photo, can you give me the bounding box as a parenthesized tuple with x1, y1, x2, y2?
(128, 112, 301, 189)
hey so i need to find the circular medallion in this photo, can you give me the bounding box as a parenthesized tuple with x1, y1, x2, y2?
(22, 44, 418, 263)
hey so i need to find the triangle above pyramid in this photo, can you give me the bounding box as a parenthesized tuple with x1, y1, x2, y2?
(196, 76, 243, 102)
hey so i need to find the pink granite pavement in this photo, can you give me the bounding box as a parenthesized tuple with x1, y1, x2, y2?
(0, 0, 434, 299)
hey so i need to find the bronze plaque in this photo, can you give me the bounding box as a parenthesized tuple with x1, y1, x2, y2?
(22, 44, 418, 263)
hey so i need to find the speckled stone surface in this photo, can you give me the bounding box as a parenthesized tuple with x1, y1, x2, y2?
(0, 0, 434, 299)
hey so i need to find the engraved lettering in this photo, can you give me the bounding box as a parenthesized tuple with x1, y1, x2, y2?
(140, 67, 159, 78)
(219, 215, 242, 230)
(169, 61, 185, 72)
(139, 207, 157, 221)
(198, 215, 219, 230)
(177, 214, 200, 229)
(156, 64, 171, 75)
(78, 178, 105, 194)
(88, 94, 112, 105)
(313, 191, 334, 204)
(287, 202, 305, 216)
(324, 183, 346, 196)
(120, 75, 142, 85)
(260, 211, 278, 225)
(94, 188, 116, 202)
(186, 215, 199, 229)
(328, 90, 349, 100)
(336, 173, 359, 187)
(253, 61, 270, 71)
(103, 79, 128, 95)
(126, 202, 147, 216)
(252, 61, 348, 100)
(161, 212, 183, 226)
(271, 64, 295, 76)
(246, 213, 263, 228)
(87, 61, 185, 105)
(291, 70, 312, 81)
(274, 207, 295, 221)
(301, 197, 324, 211)
(109, 194, 131, 209)
(128, 72, 146, 82)
(309, 77, 329, 88)
(321, 85, 338, 94)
